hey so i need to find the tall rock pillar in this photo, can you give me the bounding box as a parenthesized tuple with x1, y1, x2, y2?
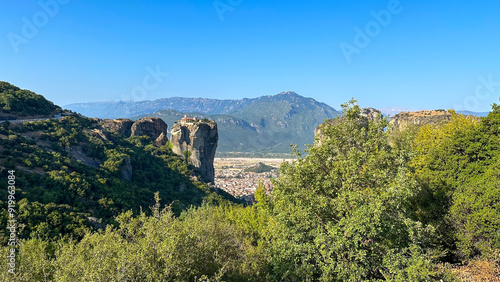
(170, 117, 218, 183)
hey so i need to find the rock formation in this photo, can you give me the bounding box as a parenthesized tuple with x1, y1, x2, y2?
(360, 107, 382, 120)
(154, 132, 169, 147)
(390, 110, 451, 131)
(121, 157, 133, 181)
(101, 118, 134, 136)
(131, 117, 168, 141)
(170, 118, 218, 183)
(101, 117, 169, 147)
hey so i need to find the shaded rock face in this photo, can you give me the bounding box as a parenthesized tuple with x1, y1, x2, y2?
(131, 117, 169, 147)
(67, 145, 101, 168)
(315, 108, 382, 142)
(101, 119, 134, 136)
(390, 110, 451, 131)
(101, 117, 169, 147)
(154, 132, 169, 147)
(170, 121, 218, 183)
(360, 107, 382, 120)
(89, 129, 109, 141)
(121, 157, 133, 181)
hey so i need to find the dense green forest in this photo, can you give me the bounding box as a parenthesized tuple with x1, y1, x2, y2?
(1, 93, 499, 280)
(0, 82, 61, 117)
(0, 112, 237, 245)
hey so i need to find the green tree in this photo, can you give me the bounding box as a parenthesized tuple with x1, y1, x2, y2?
(411, 103, 500, 260)
(265, 100, 438, 280)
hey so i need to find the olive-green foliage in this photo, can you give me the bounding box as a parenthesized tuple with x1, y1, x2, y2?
(0, 81, 61, 116)
(264, 100, 439, 281)
(0, 114, 223, 244)
(450, 164, 500, 258)
(0, 201, 267, 281)
(412, 103, 500, 260)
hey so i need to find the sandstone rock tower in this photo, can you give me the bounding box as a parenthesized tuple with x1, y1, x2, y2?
(170, 116, 218, 183)
(101, 117, 169, 147)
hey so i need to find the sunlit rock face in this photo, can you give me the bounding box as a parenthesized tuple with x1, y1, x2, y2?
(171, 118, 218, 183)
(389, 110, 452, 131)
(101, 118, 134, 136)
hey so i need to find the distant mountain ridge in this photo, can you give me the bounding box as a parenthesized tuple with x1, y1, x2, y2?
(66, 91, 332, 119)
(65, 98, 248, 119)
(126, 92, 339, 154)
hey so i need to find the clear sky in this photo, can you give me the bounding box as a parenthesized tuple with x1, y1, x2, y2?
(1, 0, 499, 112)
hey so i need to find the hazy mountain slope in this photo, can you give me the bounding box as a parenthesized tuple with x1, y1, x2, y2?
(456, 110, 489, 117)
(231, 92, 338, 150)
(65, 97, 255, 119)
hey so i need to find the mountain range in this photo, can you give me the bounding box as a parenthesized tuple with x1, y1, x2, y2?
(65, 93, 490, 155)
(66, 92, 340, 155)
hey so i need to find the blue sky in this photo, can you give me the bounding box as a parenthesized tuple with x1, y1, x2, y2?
(1, 0, 499, 112)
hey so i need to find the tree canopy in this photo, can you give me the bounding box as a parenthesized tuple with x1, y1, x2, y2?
(0, 81, 61, 116)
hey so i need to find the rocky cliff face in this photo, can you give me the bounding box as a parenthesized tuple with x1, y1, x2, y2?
(170, 120, 218, 183)
(315, 108, 382, 141)
(101, 118, 134, 136)
(121, 157, 133, 181)
(130, 117, 169, 146)
(360, 107, 382, 120)
(101, 117, 169, 147)
(390, 110, 451, 131)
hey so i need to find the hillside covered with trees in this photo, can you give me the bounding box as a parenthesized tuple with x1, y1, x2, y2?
(0, 82, 61, 117)
(0, 84, 499, 281)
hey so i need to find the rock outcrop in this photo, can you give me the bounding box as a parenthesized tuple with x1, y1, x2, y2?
(121, 157, 133, 181)
(131, 117, 168, 142)
(360, 107, 382, 120)
(154, 132, 169, 147)
(170, 119, 218, 183)
(101, 118, 134, 136)
(67, 145, 101, 168)
(390, 110, 451, 131)
(101, 117, 169, 147)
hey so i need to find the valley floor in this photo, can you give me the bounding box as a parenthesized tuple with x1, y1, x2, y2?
(214, 158, 293, 201)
